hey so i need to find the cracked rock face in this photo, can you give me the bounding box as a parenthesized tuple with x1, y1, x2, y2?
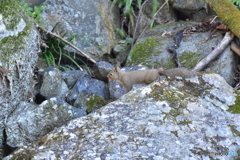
(4, 73, 240, 160)
(42, 0, 121, 61)
(0, 0, 40, 158)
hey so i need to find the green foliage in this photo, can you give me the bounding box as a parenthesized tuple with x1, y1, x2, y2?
(150, 0, 158, 28)
(230, 0, 240, 9)
(112, 0, 158, 27)
(116, 28, 126, 38)
(124, 37, 133, 44)
(112, 0, 134, 25)
(42, 23, 83, 71)
(20, 0, 46, 25)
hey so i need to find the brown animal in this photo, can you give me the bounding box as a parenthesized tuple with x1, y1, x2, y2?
(158, 68, 196, 78)
(107, 65, 196, 92)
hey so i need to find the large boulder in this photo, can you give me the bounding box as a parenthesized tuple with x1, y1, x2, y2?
(5, 98, 85, 147)
(42, 0, 121, 61)
(3, 73, 240, 159)
(0, 0, 40, 158)
(127, 21, 237, 86)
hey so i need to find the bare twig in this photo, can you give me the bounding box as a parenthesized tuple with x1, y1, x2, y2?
(230, 41, 240, 56)
(35, 23, 96, 64)
(193, 31, 234, 71)
(131, 0, 150, 48)
(134, 0, 169, 44)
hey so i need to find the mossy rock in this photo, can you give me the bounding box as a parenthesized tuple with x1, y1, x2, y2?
(86, 95, 108, 114)
(178, 52, 203, 69)
(126, 21, 193, 69)
(228, 90, 240, 114)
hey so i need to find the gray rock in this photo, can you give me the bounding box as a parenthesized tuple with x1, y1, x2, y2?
(67, 76, 110, 103)
(19, 0, 46, 7)
(74, 91, 107, 114)
(62, 70, 89, 89)
(169, 0, 206, 13)
(102, 42, 131, 65)
(5, 99, 85, 147)
(40, 67, 69, 99)
(0, 1, 40, 158)
(4, 73, 240, 160)
(92, 61, 114, 82)
(42, 0, 121, 61)
(127, 21, 237, 86)
(108, 79, 127, 99)
(176, 31, 237, 86)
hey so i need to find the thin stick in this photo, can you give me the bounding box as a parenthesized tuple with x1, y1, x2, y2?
(193, 31, 234, 71)
(134, 0, 169, 44)
(131, 0, 150, 48)
(230, 41, 240, 56)
(35, 23, 96, 64)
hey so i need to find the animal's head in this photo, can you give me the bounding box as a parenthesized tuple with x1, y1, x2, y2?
(107, 65, 121, 80)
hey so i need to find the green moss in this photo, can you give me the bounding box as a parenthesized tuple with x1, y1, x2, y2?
(178, 52, 203, 69)
(149, 84, 192, 106)
(10, 149, 33, 159)
(171, 130, 178, 137)
(205, 0, 240, 38)
(128, 37, 163, 66)
(163, 58, 176, 69)
(228, 125, 240, 137)
(0, 0, 33, 58)
(0, 0, 29, 30)
(148, 84, 194, 124)
(176, 119, 192, 125)
(106, 147, 114, 152)
(86, 95, 108, 113)
(228, 90, 240, 114)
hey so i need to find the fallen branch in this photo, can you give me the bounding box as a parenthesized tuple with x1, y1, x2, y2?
(230, 41, 240, 56)
(193, 31, 234, 71)
(35, 23, 96, 64)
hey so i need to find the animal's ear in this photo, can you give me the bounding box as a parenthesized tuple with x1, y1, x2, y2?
(116, 61, 121, 67)
(115, 65, 121, 72)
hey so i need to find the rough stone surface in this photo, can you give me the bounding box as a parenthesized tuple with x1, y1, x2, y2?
(5, 98, 86, 147)
(169, 0, 206, 13)
(19, 0, 46, 7)
(42, 0, 121, 61)
(92, 61, 114, 82)
(74, 91, 107, 114)
(62, 70, 89, 89)
(176, 32, 237, 86)
(4, 73, 240, 160)
(0, 0, 40, 158)
(40, 67, 69, 99)
(127, 21, 237, 86)
(67, 76, 110, 103)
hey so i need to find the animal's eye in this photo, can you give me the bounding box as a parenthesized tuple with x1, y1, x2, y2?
(110, 73, 112, 75)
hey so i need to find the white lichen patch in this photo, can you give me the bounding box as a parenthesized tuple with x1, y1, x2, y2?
(0, 15, 26, 40)
(140, 86, 152, 96)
